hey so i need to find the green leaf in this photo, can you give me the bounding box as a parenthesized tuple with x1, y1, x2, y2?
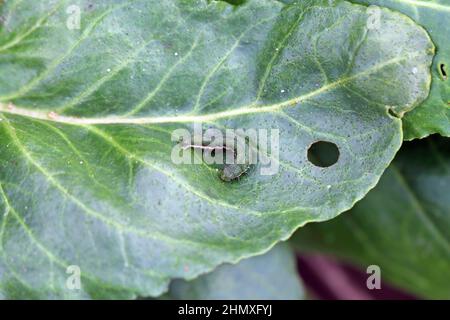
(349, 0, 450, 139)
(169, 243, 303, 300)
(291, 136, 450, 299)
(0, 0, 434, 298)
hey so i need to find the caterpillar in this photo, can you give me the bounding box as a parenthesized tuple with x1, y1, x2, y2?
(180, 135, 251, 182)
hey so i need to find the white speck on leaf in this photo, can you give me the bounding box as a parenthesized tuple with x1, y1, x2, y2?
(47, 111, 58, 119)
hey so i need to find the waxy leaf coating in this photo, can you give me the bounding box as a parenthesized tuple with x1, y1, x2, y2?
(0, 0, 433, 298)
(169, 243, 304, 300)
(283, 0, 450, 139)
(292, 136, 450, 299)
(350, 0, 450, 140)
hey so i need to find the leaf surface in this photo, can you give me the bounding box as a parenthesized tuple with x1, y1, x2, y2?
(350, 0, 450, 139)
(0, 0, 433, 298)
(169, 243, 303, 300)
(292, 136, 450, 298)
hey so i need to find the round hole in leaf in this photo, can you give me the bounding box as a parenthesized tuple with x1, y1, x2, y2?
(307, 141, 340, 168)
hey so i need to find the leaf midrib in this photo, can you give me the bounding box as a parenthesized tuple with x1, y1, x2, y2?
(0, 52, 420, 126)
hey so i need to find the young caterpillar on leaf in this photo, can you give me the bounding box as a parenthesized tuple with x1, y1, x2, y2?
(180, 135, 251, 182)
